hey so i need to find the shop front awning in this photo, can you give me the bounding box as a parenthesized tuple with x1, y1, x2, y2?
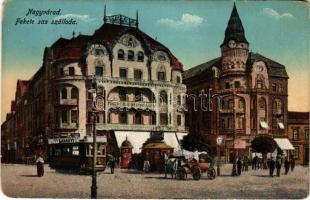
(114, 131, 188, 154)
(278, 122, 285, 129)
(114, 131, 151, 154)
(260, 121, 269, 129)
(274, 138, 295, 150)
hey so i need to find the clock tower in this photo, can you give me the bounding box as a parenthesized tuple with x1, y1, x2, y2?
(221, 3, 249, 72)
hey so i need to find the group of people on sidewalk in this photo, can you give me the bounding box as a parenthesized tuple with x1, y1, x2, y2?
(268, 155, 295, 177)
(233, 154, 295, 177)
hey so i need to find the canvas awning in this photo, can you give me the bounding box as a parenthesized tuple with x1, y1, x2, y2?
(278, 122, 284, 129)
(274, 138, 295, 150)
(114, 132, 188, 154)
(234, 139, 246, 149)
(260, 121, 269, 129)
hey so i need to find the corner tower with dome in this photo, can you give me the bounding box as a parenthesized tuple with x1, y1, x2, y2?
(184, 3, 290, 162)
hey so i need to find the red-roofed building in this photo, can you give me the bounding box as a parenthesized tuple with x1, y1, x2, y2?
(2, 11, 187, 167)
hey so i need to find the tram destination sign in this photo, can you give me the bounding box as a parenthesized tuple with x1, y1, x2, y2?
(48, 137, 80, 144)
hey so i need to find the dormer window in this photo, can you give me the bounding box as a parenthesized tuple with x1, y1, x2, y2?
(95, 49, 104, 56)
(137, 51, 144, 62)
(118, 49, 124, 60)
(69, 67, 75, 76)
(128, 50, 134, 61)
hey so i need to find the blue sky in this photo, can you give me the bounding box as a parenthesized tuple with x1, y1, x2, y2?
(2, 0, 309, 121)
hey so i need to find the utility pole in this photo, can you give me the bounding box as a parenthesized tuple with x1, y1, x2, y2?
(90, 76, 98, 199)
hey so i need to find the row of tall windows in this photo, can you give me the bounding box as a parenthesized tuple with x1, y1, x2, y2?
(61, 110, 78, 124)
(118, 50, 144, 62)
(61, 87, 78, 99)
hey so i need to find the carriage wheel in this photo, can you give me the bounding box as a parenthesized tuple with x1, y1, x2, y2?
(207, 167, 216, 180)
(192, 166, 201, 180)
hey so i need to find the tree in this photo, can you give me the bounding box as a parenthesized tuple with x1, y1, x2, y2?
(181, 134, 210, 152)
(251, 136, 277, 156)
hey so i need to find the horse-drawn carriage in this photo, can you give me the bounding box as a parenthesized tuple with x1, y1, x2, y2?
(178, 159, 216, 180)
(166, 153, 216, 180)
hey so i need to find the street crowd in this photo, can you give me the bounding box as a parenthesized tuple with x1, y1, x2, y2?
(234, 154, 296, 177)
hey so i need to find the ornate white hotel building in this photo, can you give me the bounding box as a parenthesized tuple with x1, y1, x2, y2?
(1, 12, 187, 161)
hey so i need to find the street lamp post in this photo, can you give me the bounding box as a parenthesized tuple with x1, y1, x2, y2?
(90, 76, 98, 199)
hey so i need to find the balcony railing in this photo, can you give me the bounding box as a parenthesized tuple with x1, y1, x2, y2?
(108, 101, 156, 111)
(59, 123, 78, 129)
(59, 98, 78, 105)
(96, 123, 176, 132)
(96, 77, 186, 90)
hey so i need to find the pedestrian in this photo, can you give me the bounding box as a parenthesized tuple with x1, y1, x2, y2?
(164, 152, 169, 178)
(36, 154, 44, 177)
(276, 156, 282, 177)
(237, 157, 242, 176)
(269, 157, 275, 177)
(290, 156, 295, 172)
(143, 159, 150, 173)
(284, 157, 290, 175)
(108, 155, 115, 174)
(252, 155, 258, 170)
(242, 156, 248, 171)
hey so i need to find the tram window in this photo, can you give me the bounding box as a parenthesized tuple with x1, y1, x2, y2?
(72, 146, 79, 156)
(62, 147, 72, 156)
(55, 148, 61, 156)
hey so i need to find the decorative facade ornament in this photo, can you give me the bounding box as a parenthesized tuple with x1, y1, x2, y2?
(88, 44, 106, 56)
(120, 34, 138, 48)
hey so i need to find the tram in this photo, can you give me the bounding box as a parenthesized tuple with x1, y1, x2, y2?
(48, 136, 107, 172)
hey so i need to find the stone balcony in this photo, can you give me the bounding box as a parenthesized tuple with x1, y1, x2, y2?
(96, 123, 177, 132)
(59, 123, 78, 129)
(58, 98, 78, 106)
(108, 101, 156, 111)
(96, 77, 187, 90)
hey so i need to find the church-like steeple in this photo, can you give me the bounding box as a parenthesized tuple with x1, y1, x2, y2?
(221, 3, 248, 47)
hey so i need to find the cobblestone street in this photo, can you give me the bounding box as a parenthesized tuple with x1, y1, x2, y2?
(1, 164, 309, 199)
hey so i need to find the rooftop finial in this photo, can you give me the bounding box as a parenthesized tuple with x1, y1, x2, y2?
(104, 5, 107, 23)
(136, 9, 139, 28)
(72, 31, 75, 38)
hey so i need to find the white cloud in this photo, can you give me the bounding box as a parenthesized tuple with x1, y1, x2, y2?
(54, 14, 97, 23)
(262, 8, 294, 20)
(157, 13, 204, 29)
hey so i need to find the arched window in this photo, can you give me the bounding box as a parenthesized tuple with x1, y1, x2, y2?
(119, 90, 127, 101)
(259, 98, 266, 110)
(71, 87, 78, 99)
(158, 71, 166, 81)
(176, 76, 181, 84)
(69, 67, 75, 76)
(61, 88, 67, 99)
(239, 99, 245, 110)
(159, 91, 168, 104)
(95, 66, 104, 76)
(119, 112, 127, 124)
(177, 95, 181, 105)
(135, 113, 142, 124)
(137, 51, 144, 62)
(135, 91, 142, 102)
(128, 50, 134, 61)
(118, 49, 124, 60)
(274, 99, 282, 114)
(257, 78, 264, 89)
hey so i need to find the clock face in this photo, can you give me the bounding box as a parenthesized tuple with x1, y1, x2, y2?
(257, 65, 264, 72)
(228, 40, 236, 48)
